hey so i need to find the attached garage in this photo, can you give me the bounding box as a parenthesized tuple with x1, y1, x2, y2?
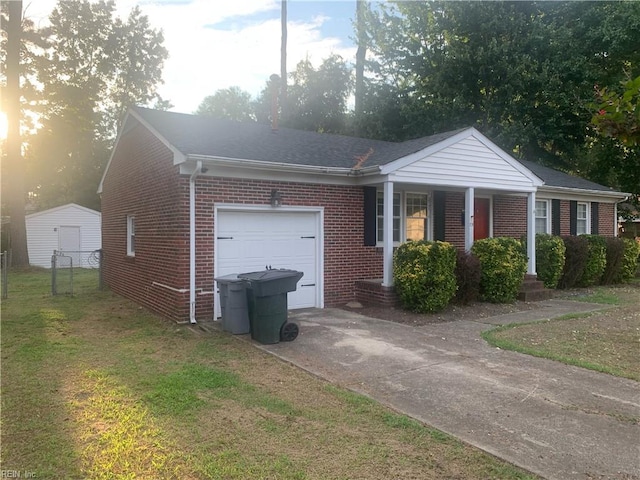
(214, 206, 323, 316)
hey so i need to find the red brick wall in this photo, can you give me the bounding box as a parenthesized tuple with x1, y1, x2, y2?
(444, 192, 465, 249)
(598, 202, 615, 236)
(103, 139, 384, 321)
(194, 178, 383, 315)
(559, 200, 571, 236)
(101, 124, 190, 322)
(493, 195, 527, 239)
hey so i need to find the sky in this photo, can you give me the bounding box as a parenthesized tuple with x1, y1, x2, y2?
(22, 0, 360, 114)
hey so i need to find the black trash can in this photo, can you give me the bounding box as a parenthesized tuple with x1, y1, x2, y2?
(238, 269, 304, 344)
(214, 274, 250, 334)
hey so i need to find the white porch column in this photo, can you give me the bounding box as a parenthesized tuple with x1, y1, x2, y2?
(527, 191, 537, 275)
(382, 180, 394, 287)
(464, 187, 475, 252)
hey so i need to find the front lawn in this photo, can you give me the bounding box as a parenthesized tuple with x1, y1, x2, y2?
(482, 282, 640, 381)
(1, 270, 537, 479)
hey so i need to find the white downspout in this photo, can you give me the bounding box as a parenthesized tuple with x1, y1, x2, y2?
(189, 160, 203, 324)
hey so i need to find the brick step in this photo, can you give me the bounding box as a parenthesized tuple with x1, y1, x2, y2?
(518, 275, 554, 301)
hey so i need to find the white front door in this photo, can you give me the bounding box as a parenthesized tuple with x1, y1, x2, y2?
(216, 208, 321, 316)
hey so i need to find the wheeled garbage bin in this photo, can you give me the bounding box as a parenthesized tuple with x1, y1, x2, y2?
(214, 274, 250, 334)
(238, 268, 304, 344)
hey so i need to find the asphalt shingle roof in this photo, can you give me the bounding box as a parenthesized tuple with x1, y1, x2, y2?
(518, 159, 617, 192)
(133, 107, 619, 193)
(134, 107, 464, 170)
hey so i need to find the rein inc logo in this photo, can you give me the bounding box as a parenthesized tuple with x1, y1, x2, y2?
(1, 471, 36, 478)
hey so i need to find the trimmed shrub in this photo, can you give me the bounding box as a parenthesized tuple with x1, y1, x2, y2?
(577, 235, 607, 287)
(558, 236, 589, 289)
(454, 250, 481, 304)
(600, 237, 625, 285)
(471, 237, 527, 303)
(616, 238, 640, 282)
(535, 234, 566, 289)
(393, 241, 457, 313)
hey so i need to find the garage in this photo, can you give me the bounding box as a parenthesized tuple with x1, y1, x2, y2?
(215, 207, 323, 316)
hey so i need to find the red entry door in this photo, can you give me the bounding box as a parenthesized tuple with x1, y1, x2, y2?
(474, 198, 490, 240)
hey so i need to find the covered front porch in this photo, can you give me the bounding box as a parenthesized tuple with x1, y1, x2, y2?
(354, 128, 544, 304)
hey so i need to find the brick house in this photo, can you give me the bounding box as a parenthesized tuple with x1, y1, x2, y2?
(98, 107, 628, 323)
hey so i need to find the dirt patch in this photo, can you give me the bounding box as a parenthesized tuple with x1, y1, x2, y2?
(342, 298, 543, 326)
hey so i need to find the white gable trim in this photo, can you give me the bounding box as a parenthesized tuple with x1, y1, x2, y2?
(97, 109, 187, 194)
(26, 203, 100, 219)
(380, 128, 544, 192)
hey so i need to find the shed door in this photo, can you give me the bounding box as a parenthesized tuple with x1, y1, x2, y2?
(216, 210, 320, 316)
(58, 226, 81, 267)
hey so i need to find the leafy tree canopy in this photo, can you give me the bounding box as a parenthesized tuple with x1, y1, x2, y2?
(195, 86, 255, 122)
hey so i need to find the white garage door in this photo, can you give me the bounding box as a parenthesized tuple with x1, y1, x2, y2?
(216, 209, 321, 314)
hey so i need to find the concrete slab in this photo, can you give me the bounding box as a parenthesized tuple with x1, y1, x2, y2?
(256, 303, 640, 480)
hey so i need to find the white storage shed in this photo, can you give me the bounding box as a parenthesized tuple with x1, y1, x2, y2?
(26, 203, 101, 269)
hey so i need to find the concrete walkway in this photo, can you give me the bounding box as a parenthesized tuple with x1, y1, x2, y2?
(257, 299, 640, 480)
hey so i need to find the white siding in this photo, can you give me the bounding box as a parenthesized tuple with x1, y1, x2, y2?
(392, 137, 537, 191)
(26, 204, 101, 268)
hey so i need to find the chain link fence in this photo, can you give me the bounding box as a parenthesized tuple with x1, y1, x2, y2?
(51, 249, 103, 296)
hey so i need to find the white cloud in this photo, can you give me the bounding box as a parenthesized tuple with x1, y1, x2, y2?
(21, 1, 356, 113)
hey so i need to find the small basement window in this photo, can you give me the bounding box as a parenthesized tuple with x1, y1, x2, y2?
(127, 215, 136, 256)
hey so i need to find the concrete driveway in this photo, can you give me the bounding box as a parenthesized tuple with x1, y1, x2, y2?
(257, 300, 640, 480)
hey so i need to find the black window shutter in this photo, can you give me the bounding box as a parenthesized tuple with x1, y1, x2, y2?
(569, 200, 577, 236)
(552, 199, 561, 235)
(433, 191, 446, 241)
(363, 186, 377, 246)
(591, 202, 599, 235)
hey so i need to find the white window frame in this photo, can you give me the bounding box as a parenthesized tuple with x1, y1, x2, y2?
(535, 199, 550, 234)
(127, 215, 136, 256)
(376, 191, 431, 245)
(576, 202, 589, 235)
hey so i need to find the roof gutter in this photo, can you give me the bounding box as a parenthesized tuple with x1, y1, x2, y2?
(539, 185, 630, 200)
(186, 154, 380, 177)
(189, 160, 204, 324)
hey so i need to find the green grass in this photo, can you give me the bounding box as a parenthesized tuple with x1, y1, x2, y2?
(483, 284, 640, 381)
(1, 270, 539, 479)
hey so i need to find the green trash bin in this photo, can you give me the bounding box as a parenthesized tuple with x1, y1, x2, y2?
(239, 269, 304, 344)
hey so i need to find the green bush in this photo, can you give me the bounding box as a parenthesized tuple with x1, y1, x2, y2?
(577, 235, 607, 287)
(600, 237, 625, 285)
(471, 237, 527, 303)
(393, 241, 457, 313)
(558, 236, 589, 289)
(454, 250, 481, 304)
(535, 234, 566, 289)
(616, 238, 640, 282)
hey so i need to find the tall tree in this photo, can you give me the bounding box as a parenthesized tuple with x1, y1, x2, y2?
(280, 0, 287, 117)
(2, 0, 29, 266)
(25, 0, 168, 211)
(283, 54, 352, 133)
(195, 86, 255, 121)
(354, 0, 367, 136)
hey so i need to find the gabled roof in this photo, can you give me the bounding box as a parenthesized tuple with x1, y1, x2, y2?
(132, 106, 466, 170)
(517, 159, 621, 193)
(100, 107, 625, 197)
(26, 203, 100, 220)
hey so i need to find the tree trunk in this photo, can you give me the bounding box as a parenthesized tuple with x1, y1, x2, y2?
(354, 0, 367, 135)
(5, 1, 29, 267)
(280, 0, 287, 118)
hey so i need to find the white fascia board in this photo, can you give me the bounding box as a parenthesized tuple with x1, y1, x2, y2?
(379, 127, 477, 175)
(538, 185, 629, 202)
(185, 154, 356, 177)
(97, 109, 187, 194)
(380, 127, 543, 188)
